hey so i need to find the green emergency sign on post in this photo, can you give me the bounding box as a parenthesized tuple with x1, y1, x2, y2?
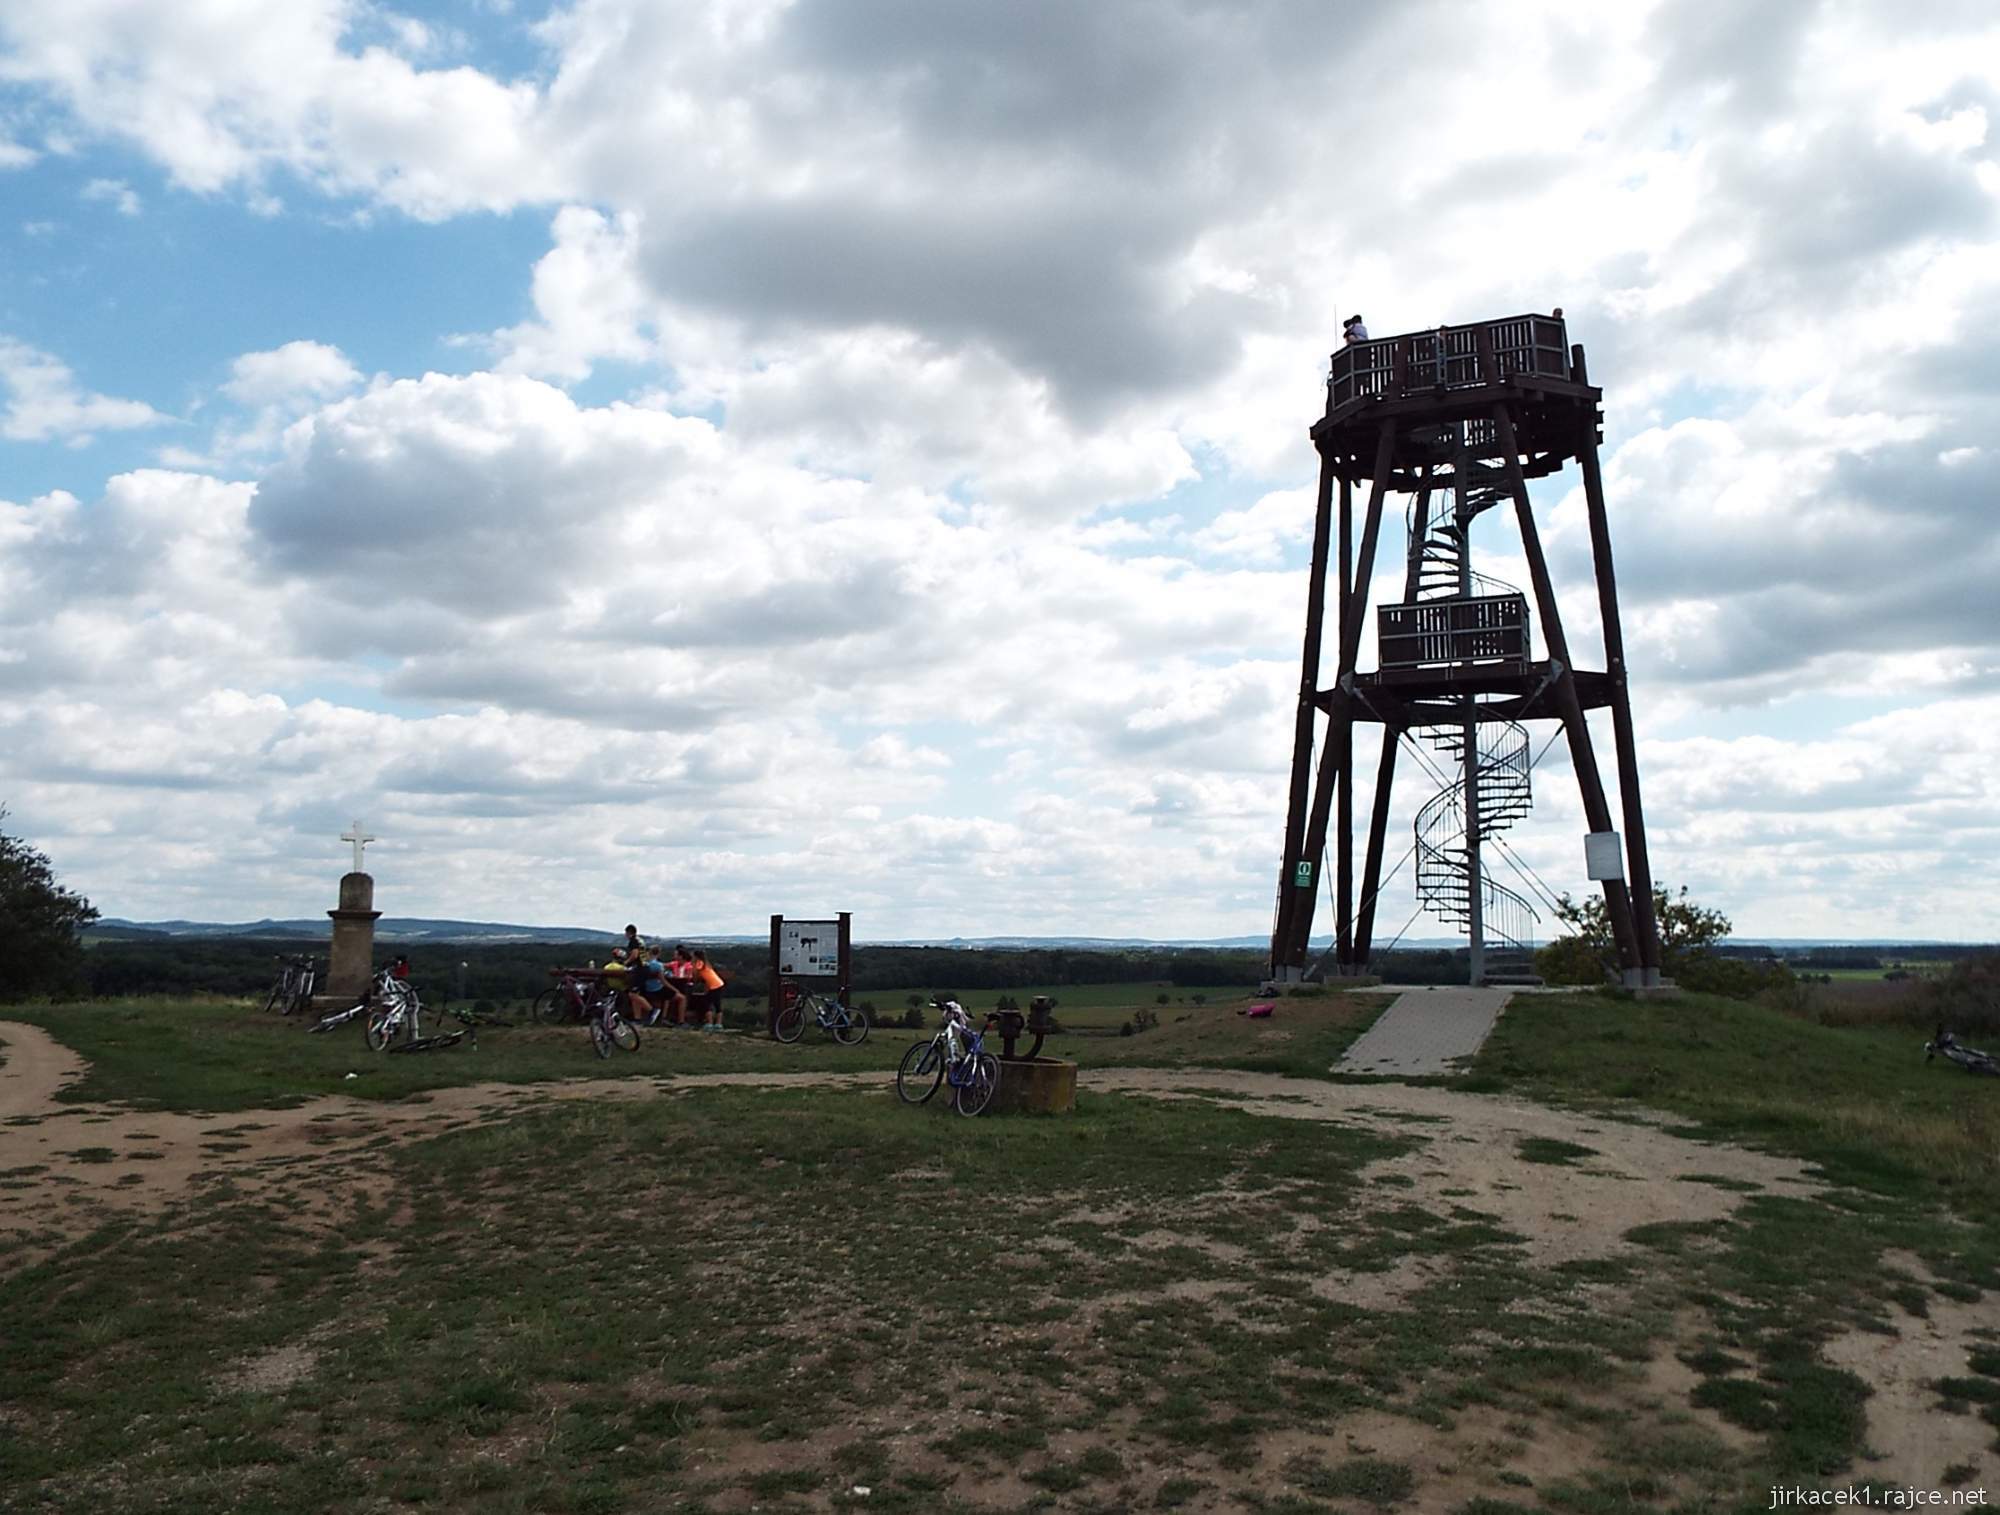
(1293, 860, 1313, 888)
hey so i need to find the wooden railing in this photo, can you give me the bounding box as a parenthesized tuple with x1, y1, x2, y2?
(1378, 593, 1531, 673)
(1329, 314, 1570, 411)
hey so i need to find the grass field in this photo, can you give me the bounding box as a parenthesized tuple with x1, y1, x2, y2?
(3, 987, 1998, 1511)
(0, 985, 1383, 1113)
(1469, 991, 2000, 1220)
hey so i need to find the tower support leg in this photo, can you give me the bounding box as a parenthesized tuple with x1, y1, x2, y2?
(1353, 724, 1399, 965)
(1492, 405, 1642, 978)
(1335, 457, 1355, 970)
(1576, 393, 1664, 985)
(1278, 420, 1397, 973)
(1272, 457, 1339, 974)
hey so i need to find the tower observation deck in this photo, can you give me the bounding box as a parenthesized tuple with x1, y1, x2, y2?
(1271, 313, 1664, 987)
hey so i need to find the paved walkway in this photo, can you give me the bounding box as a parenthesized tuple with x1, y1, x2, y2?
(1337, 986, 1515, 1077)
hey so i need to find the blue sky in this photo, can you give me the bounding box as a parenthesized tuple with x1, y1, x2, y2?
(2, 0, 1998, 944)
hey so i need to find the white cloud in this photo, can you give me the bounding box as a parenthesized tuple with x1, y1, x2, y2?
(1189, 487, 1312, 565)
(223, 340, 362, 406)
(3, 2, 2000, 941)
(0, 336, 166, 442)
(0, 0, 558, 218)
(80, 175, 138, 214)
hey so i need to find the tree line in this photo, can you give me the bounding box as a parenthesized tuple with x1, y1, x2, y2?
(56, 935, 1276, 1005)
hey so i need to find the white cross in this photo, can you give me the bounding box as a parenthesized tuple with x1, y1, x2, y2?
(340, 820, 376, 873)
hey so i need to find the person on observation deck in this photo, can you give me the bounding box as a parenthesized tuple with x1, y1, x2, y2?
(1342, 314, 1368, 344)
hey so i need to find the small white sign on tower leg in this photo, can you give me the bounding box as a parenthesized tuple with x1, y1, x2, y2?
(1584, 830, 1624, 881)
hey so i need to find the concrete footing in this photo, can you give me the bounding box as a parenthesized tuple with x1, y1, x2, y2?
(988, 1057, 1077, 1115)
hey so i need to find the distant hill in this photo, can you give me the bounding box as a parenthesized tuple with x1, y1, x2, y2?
(97, 918, 1311, 949)
(93, 918, 1982, 951)
(94, 916, 660, 945)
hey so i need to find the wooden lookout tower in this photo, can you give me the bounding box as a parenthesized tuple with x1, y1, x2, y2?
(1270, 313, 1665, 988)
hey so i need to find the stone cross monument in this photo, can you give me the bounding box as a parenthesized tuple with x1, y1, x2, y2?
(323, 819, 383, 1004)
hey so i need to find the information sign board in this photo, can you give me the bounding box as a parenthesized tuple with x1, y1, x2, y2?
(778, 919, 841, 977)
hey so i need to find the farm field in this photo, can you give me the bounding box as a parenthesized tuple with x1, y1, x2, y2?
(2, 990, 1997, 1512)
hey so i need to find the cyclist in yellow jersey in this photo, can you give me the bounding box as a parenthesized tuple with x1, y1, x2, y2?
(600, 948, 632, 1014)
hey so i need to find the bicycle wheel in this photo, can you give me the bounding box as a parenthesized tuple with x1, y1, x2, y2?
(896, 1040, 945, 1105)
(285, 974, 314, 1016)
(609, 1015, 640, 1054)
(262, 979, 288, 1015)
(365, 1009, 399, 1052)
(955, 1052, 1000, 1117)
(532, 987, 569, 1024)
(831, 1003, 870, 1047)
(589, 1016, 612, 1059)
(773, 1001, 806, 1043)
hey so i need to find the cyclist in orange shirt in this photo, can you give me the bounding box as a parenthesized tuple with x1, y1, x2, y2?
(690, 948, 726, 1032)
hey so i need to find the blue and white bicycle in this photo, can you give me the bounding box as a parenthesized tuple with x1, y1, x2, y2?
(895, 998, 1000, 1116)
(773, 986, 870, 1046)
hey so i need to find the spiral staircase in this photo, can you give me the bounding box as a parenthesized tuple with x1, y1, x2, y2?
(1405, 465, 1543, 984)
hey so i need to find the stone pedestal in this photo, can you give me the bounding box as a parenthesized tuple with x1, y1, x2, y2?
(987, 1057, 1078, 1116)
(325, 871, 382, 1004)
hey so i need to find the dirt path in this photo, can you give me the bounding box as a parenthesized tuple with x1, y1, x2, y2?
(0, 1020, 877, 1250)
(1091, 1066, 1826, 1267)
(0, 1020, 88, 1119)
(2, 1021, 1821, 1273)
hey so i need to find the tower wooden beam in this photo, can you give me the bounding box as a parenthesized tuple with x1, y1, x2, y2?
(1573, 346, 1663, 981)
(1492, 403, 1642, 976)
(1278, 419, 1395, 973)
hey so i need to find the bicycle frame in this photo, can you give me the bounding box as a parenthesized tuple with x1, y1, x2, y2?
(938, 1006, 994, 1085)
(1926, 1029, 1999, 1074)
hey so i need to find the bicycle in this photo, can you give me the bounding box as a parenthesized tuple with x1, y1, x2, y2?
(534, 968, 597, 1025)
(364, 971, 423, 1051)
(364, 972, 478, 1054)
(307, 998, 368, 1035)
(895, 998, 1000, 1116)
(1925, 1028, 1999, 1077)
(391, 1002, 479, 1055)
(587, 988, 641, 1059)
(306, 967, 400, 1039)
(262, 954, 320, 1016)
(773, 987, 870, 1046)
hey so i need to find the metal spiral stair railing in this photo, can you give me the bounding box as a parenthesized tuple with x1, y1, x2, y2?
(1412, 724, 1541, 977)
(1406, 459, 1541, 980)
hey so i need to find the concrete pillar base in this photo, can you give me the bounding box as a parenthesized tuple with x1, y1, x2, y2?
(987, 1057, 1077, 1115)
(326, 871, 382, 1004)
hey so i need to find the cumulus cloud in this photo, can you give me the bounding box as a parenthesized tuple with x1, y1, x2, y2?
(0, 336, 166, 443)
(0, 0, 557, 217)
(4, 1, 2000, 940)
(80, 175, 138, 214)
(223, 340, 362, 407)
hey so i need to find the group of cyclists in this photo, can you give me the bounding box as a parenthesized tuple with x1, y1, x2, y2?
(601, 926, 729, 1031)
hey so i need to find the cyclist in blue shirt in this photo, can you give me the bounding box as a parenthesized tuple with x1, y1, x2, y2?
(628, 950, 682, 1028)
